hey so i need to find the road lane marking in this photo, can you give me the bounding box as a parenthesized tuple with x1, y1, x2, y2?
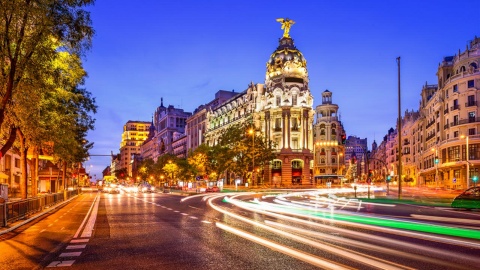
(70, 239, 89, 243)
(74, 194, 99, 238)
(81, 194, 101, 238)
(66, 245, 86, 249)
(202, 221, 212, 224)
(174, 210, 179, 212)
(189, 216, 198, 219)
(40, 229, 46, 233)
(47, 260, 75, 267)
(181, 213, 188, 215)
(59, 252, 82, 257)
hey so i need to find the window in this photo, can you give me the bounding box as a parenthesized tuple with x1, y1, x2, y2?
(321, 158, 325, 164)
(468, 95, 476, 107)
(14, 158, 20, 168)
(272, 160, 282, 169)
(469, 128, 476, 136)
(452, 99, 459, 110)
(448, 146, 460, 161)
(469, 112, 476, 122)
(453, 84, 458, 92)
(292, 160, 302, 169)
(453, 115, 459, 126)
(275, 118, 281, 130)
(468, 80, 474, 88)
(292, 94, 297, 105)
(453, 131, 459, 138)
(446, 89, 449, 98)
(276, 96, 281, 106)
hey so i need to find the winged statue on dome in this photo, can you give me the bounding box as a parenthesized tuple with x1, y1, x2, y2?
(276, 18, 295, 38)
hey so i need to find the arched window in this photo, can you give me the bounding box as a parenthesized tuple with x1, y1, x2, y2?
(320, 129, 325, 135)
(321, 148, 325, 155)
(332, 158, 336, 163)
(460, 66, 466, 72)
(321, 158, 325, 164)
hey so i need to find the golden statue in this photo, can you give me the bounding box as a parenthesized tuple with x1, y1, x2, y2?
(276, 18, 295, 38)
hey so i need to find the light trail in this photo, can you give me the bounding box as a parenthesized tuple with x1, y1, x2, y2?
(208, 196, 413, 269)
(216, 222, 351, 270)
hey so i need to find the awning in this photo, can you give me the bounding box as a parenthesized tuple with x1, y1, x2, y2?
(0, 172, 9, 179)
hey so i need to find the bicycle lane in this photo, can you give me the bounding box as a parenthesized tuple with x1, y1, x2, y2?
(0, 191, 100, 270)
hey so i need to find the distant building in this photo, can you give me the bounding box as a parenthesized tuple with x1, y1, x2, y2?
(119, 120, 151, 177)
(151, 98, 191, 162)
(344, 135, 368, 181)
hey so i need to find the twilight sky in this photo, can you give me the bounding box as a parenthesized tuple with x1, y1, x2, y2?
(83, 0, 480, 179)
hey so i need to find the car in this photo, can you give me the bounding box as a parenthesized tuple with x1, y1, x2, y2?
(206, 186, 220, 192)
(451, 187, 480, 209)
(138, 184, 155, 193)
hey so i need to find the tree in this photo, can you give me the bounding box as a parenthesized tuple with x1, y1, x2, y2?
(0, 0, 94, 157)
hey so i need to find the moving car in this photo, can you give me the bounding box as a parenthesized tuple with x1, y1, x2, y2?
(138, 183, 155, 193)
(451, 186, 480, 209)
(206, 186, 220, 192)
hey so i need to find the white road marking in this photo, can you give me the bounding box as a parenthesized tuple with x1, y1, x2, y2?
(81, 194, 101, 238)
(189, 216, 198, 219)
(59, 252, 82, 257)
(47, 260, 75, 267)
(411, 214, 480, 224)
(70, 239, 89, 243)
(66, 245, 86, 249)
(40, 229, 46, 233)
(174, 210, 179, 213)
(202, 220, 212, 224)
(181, 213, 188, 215)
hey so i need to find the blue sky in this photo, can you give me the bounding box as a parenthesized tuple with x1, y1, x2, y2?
(83, 0, 480, 179)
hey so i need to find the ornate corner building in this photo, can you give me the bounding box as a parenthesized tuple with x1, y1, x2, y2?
(369, 36, 480, 189)
(204, 20, 315, 186)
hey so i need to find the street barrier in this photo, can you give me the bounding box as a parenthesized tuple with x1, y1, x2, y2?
(0, 189, 80, 227)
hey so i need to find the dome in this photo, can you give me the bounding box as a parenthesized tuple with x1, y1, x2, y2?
(266, 37, 308, 82)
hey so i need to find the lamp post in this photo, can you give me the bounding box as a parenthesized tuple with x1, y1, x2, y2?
(337, 153, 343, 188)
(313, 141, 320, 184)
(249, 128, 255, 187)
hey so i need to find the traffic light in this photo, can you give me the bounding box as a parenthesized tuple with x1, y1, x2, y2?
(473, 176, 478, 182)
(341, 134, 346, 144)
(368, 169, 373, 178)
(434, 156, 439, 164)
(387, 175, 391, 182)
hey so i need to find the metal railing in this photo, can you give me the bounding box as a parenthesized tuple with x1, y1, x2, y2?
(1, 189, 80, 227)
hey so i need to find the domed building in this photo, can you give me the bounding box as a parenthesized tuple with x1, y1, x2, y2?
(205, 19, 315, 186)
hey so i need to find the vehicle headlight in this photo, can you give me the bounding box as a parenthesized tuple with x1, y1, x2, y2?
(150, 187, 155, 191)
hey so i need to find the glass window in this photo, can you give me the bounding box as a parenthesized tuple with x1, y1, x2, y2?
(468, 80, 474, 88)
(453, 84, 458, 92)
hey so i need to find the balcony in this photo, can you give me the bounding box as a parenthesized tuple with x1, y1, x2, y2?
(444, 108, 449, 114)
(273, 127, 282, 132)
(465, 101, 477, 107)
(450, 104, 460, 111)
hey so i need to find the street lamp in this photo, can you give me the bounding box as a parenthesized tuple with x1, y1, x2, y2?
(249, 128, 255, 187)
(313, 141, 320, 180)
(461, 135, 470, 189)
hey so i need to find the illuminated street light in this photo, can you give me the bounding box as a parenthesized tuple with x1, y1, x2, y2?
(431, 147, 439, 188)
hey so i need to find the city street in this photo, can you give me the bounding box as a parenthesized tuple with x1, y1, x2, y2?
(1, 188, 479, 269)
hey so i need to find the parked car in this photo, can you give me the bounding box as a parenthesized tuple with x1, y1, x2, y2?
(451, 187, 480, 209)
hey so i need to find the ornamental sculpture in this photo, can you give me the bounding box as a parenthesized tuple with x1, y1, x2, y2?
(276, 18, 295, 38)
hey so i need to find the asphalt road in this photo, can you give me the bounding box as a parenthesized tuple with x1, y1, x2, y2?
(1, 188, 479, 269)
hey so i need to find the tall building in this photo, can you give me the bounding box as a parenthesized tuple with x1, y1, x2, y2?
(204, 19, 315, 186)
(152, 98, 191, 162)
(119, 120, 151, 177)
(371, 36, 480, 189)
(312, 90, 346, 185)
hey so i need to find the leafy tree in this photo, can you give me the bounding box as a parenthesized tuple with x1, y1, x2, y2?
(0, 0, 94, 157)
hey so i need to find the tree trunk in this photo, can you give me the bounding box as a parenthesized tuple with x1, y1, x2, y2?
(0, 127, 17, 159)
(17, 129, 28, 199)
(62, 161, 67, 190)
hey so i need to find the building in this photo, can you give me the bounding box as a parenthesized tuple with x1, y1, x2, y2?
(344, 136, 368, 182)
(371, 36, 480, 189)
(119, 120, 151, 177)
(186, 90, 238, 153)
(204, 19, 315, 186)
(151, 98, 191, 162)
(312, 90, 346, 185)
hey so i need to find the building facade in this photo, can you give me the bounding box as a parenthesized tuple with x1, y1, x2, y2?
(205, 23, 315, 186)
(119, 120, 151, 176)
(370, 36, 480, 189)
(312, 90, 346, 184)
